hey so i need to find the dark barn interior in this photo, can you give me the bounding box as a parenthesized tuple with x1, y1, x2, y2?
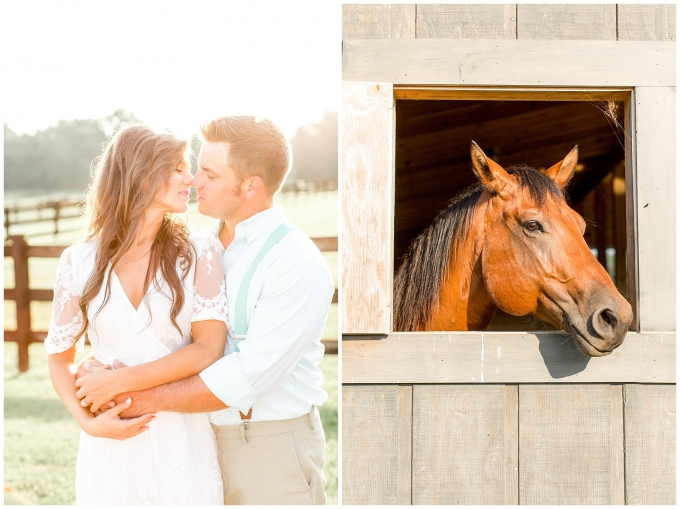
(394, 99, 628, 331)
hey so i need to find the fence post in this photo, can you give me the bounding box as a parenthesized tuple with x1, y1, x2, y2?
(11, 235, 31, 372)
(4, 207, 10, 241)
(53, 202, 61, 235)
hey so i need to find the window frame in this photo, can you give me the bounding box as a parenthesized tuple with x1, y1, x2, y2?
(341, 39, 675, 383)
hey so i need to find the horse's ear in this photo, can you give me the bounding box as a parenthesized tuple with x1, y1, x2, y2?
(470, 141, 514, 198)
(545, 145, 578, 189)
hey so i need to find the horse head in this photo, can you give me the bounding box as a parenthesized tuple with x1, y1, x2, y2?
(469, 141, 632, 356)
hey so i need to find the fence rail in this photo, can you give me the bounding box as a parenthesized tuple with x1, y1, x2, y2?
(4, 200, 84, 240)
(5, 234, 338, 371)
(5, 182, 339, 240)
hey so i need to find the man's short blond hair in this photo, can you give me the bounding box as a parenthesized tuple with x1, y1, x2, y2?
(200, 116, 291, 195)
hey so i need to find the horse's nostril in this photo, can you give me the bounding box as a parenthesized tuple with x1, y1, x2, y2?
(600, 309, 617, 328)
(590, 306, 622, 342)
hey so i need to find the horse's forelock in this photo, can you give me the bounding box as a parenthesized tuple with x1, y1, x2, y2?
(505, 165, 565, 207)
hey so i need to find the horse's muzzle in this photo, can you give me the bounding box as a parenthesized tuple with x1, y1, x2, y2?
(574, 293, 633, 356)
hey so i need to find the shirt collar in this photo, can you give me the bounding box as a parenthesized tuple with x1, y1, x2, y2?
(214, 205, 288, 245)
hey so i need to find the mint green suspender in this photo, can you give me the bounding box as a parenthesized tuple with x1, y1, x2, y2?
(233, 223, 295, 353)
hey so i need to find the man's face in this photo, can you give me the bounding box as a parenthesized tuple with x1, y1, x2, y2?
(192, 141, 243, 220)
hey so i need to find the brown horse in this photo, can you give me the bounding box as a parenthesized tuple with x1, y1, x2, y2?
(394, 141, 632, 357)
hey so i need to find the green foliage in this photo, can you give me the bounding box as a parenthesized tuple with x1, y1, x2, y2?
(5, 109, 338, 194)
(4, 110, 140, 192)
(4, 343, 338, 505)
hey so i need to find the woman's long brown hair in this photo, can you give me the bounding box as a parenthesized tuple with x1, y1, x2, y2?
(73, 125, 194, 342)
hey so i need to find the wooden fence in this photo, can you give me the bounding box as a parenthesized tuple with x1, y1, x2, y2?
(4, 200, 83, 240)
(4, 183, 339, 240)
(5, 234, 338, 372)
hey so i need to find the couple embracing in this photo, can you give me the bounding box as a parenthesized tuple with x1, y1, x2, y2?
(46, 116, 333, 505)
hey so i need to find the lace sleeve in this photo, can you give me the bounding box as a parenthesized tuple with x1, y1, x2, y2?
(191, 235, 228, 324)
(45, 247, 85, 354)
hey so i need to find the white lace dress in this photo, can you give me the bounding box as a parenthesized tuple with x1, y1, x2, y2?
(45, 233, 227, 505)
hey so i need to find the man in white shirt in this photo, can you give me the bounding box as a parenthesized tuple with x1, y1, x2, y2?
(91, 116, 334, 504)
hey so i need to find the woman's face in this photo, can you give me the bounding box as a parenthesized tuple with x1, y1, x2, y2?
(152, 158, 193, 214)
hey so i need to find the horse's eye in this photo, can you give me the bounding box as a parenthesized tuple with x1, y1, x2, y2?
(524, 220, 542, 232)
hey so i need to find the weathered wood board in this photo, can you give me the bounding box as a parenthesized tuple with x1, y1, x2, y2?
(624, 384, 676, 504)
(634, 87, 676, 332)
(343, 3, 676, 42)
(342, 4, 415, 39)
(517, 4, 616, 40)
(341, 82, 394, 334)
(411, 384, 518, 504)
(342, 39, 676, 86)
(342, 385, 399, 504)
(416, 4, 516, 39)
(342, 332, 675, 384)
(618, 4, 676, 41)
(518, 385, 620, 504)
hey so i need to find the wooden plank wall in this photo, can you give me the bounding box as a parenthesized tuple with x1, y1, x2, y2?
(343, 4, 676, 41)
(343, 383, 675, 505)
(342, 4, 676, 505)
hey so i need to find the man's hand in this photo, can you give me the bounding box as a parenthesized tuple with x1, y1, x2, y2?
(88, 359, 227, 416)
(95, 359, 156, 419)
(107, 390, 150, 419)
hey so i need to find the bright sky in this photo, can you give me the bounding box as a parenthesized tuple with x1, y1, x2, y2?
(1, 0, 340, 139)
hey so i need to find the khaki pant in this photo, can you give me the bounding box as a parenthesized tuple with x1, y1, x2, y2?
(212, 408, 326, 505)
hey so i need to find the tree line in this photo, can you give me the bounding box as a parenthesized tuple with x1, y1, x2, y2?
(4, 109, 338, 192)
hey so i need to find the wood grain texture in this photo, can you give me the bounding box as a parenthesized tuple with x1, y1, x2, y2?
(393, 86, 630, 101)
(396, 385, 412, 504)
(618, 4, 676, 41)
(341, 82, 394, 334)
(342, 4, 415, 39)
(342, 39, 675, 86)
(519, 385, 614, 504)
(342, 385, 399, 504)
(411, 385, 511, 504)
(416, 4, 516, 39)
(624, 384, 676, 504)
(504, 385, 519, 504)
(624, 93, 639, 330)
(634, 87, 676, 331)
(609, 384, 625, 504)
(342, 332, 675, 384)
(517, 4, 616, 40)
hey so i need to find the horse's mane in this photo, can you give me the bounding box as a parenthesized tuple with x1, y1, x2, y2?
(393, 165, 564, 331)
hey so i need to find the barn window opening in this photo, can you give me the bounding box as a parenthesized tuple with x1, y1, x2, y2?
(394, 96, 629, 332)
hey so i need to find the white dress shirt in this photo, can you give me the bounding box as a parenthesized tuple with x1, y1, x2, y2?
(199, 205, 333, 424)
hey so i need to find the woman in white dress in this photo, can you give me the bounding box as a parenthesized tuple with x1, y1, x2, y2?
(46, 125, 225, 504)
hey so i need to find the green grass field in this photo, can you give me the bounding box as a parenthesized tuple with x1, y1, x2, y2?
(4, 190, 338, 505)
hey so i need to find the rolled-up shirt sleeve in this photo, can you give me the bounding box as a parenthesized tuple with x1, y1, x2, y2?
(199, 258, 333, 413)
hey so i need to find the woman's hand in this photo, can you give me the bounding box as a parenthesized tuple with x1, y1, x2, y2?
(76, 358, 110, 380)
(75, 365, 125, 412)
(81, 397, 155, 440)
